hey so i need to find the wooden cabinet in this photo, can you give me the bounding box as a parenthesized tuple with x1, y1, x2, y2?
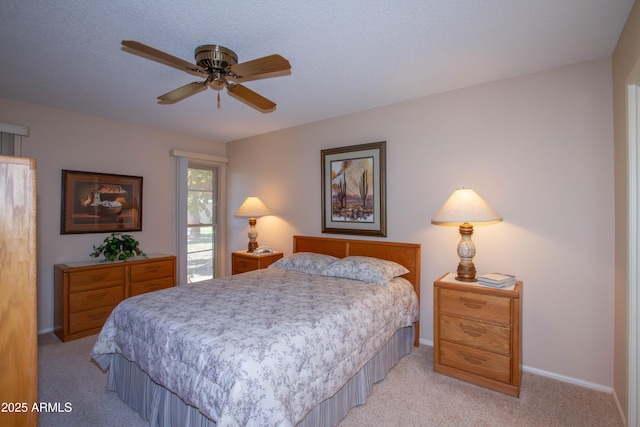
(0, 156, 38, 426)
(54, 254, 176, 342)
(434, 273, 522, 397)
(232, 251, 283, 274)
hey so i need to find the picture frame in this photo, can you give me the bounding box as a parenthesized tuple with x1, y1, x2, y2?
(321, 141, 386, 236)
(61, 170, 143, 234)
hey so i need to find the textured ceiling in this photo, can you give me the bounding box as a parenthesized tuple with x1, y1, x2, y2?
(0, 1, 634, 143)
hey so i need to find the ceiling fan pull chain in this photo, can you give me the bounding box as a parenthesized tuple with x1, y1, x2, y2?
(217, 92, 221, 109)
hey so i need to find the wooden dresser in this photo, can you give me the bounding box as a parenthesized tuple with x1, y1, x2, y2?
(0, 156, 38, 426)
(232, 251, 283, 274)
(54, 254, 176, 342)
(433, 273, 522, 397)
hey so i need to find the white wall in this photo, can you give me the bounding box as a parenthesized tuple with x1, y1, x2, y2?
(226, 58, 615, 388)
(0, 97, 226, 333)
(612, 1, 640, 419)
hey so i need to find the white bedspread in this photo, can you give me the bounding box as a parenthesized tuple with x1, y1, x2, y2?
(91, 268, 419, 427)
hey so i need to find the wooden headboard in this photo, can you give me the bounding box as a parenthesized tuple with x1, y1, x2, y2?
(293, 235, 421, 347)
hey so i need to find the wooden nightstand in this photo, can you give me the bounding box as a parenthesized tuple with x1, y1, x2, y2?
(433, 273, 522, 397)
(232, 251, 283, 274)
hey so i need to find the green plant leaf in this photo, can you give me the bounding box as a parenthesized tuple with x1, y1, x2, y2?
(90, 232, 146, 262)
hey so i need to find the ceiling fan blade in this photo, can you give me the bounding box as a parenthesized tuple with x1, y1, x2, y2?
(121, 40, 204, 76)
(229, 54, 291, 79)
(158, 82, 207, 102)
(227, 84, 276, 111)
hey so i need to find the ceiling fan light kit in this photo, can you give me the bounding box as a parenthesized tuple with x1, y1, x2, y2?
(121, 40, 290, 111)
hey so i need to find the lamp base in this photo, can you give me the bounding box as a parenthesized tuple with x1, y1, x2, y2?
(455, 262, 477, 282)
(246, 217, 258, 253)
(455, 222, 477, 282)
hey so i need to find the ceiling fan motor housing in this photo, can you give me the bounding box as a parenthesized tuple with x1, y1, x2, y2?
(195, 45, 238, 71)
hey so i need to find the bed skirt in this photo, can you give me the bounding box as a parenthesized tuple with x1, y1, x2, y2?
(102, 325, 415, 427)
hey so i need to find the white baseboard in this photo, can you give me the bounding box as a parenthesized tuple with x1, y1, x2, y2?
(38, 327, 54, 335)
(420, 338, 434, 347)
(418, 339, 613, 394)
(522, 365, 613, 394)
(611, 388, 627, 427)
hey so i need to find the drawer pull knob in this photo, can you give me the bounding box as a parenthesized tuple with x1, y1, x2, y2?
(459, 297, 487, 309)
(87, 292, 107, 301)
(88, 273, 108, 281)
(460, 351, 486, 365)
(461, 324, 486, 338)
(87, 313, 106, 321)
(145, 267, 160, 272)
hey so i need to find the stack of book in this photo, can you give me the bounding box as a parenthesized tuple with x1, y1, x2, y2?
(477, 273, 517, 288)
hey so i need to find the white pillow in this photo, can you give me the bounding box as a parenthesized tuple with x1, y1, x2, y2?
(268, 252, 339, 275)
(322, 256, 409, 286)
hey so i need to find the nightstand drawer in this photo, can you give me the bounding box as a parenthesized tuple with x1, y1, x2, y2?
(69, 285, 124, 313)
(233, 257, 257, 274)
(232, 251, 283, 274)
(130, 277, 174, 296)
(439, 314, 511, 354)
(439, 288, 512, 324)
(69, 266, 126, 293)
(439, 340, 511, 383)
(130, 259, 174, 281)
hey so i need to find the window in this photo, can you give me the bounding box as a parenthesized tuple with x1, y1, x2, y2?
(172, 150, 227, 284)
(187, 166, 216, 282)
(0, 122, 29, 156)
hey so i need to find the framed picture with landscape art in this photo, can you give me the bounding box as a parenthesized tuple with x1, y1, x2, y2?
(61, 170, 143, 234)
(321, 141, 386, 236)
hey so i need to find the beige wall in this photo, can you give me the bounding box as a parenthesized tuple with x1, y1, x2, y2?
(0, 97, 226, 333)
(227, 58, 616, 389)
(613, 1, 640, 422)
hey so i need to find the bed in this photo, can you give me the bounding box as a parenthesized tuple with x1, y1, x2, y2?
(91, 235, 421, 427)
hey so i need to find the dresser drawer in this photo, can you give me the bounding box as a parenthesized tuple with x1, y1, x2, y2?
(439, 288, 512, 324)
(439, 314, 511, 354)
(68, 305, 117, 335)
(130, 260, 174, 281)
(69, 266, 126, 293)
(439, 340, 511, 383)
(130, 277, 174, 297)
(69, 285, 124, 313)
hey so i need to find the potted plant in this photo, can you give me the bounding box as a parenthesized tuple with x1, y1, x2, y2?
(90, 232, 146, 262)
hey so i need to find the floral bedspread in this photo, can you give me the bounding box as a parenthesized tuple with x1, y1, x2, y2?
(91, 268, 419, 427)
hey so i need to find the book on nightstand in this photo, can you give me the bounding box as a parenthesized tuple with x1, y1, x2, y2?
(477, 273, 517, 288)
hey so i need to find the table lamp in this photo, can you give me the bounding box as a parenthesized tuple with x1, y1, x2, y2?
(234, 196, 272, 252)
(431, 188, 502, 282)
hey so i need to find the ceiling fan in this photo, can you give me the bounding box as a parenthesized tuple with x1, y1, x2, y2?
(121, 40, 291, 112)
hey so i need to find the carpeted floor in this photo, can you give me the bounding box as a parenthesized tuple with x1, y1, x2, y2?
(37, 333, 623, 426)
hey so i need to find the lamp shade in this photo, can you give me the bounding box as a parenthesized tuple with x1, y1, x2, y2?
(234, 196, 272, 218)
(431, 188, 502, 225)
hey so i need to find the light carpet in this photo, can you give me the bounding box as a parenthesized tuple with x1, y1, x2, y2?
(37, 333, 622, 426)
